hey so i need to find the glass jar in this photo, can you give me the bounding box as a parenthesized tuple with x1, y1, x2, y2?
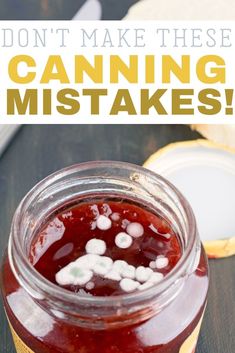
(1, 161, 209, 353)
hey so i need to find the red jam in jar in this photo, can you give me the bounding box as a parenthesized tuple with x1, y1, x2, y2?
(1, 162, 209, 353)
(32, 199, 182, 297)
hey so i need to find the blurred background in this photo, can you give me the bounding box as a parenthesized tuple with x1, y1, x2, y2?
(0, 0, 138, 20)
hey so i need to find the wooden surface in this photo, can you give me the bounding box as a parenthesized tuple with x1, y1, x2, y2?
(0, 125, 234, 353)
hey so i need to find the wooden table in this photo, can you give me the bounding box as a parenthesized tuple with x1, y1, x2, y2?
(0, 125, 234, 353)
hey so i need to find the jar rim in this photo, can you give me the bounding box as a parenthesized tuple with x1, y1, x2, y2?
(9, 161, 198, 310)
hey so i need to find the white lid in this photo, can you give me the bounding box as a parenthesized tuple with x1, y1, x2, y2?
(144, 139, 235, 258)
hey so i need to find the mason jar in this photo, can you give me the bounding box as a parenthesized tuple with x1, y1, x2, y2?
(1, 161, 209, 353)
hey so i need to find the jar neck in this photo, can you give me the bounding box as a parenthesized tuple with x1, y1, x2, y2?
(8, 161, 200, 329)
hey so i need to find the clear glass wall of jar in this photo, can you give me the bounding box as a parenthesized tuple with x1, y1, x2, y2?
(1, 162, 209, 353)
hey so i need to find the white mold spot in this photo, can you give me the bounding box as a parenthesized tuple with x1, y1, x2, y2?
(56, 264, 93, 286)
(155, 256, 169, 269)
(135, 266, 153, 283)
(96, 215, 112, 230)
(127, 222, 144, 238)
(85, 238, 106, 255)
(120, 278, 140, 292)
(149, 261, 156, 269)
(75, 254, 99, 270)
(105, 270, 122, 281)
(113, 260, 128, 274)
(148, 272, 164, 284)
(115, 232, 133, 249)
(94, 256, 113, 276)
(121, 265, 136, 279)
(111, 212, 120, 221)
(67, 267, 93, 286)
